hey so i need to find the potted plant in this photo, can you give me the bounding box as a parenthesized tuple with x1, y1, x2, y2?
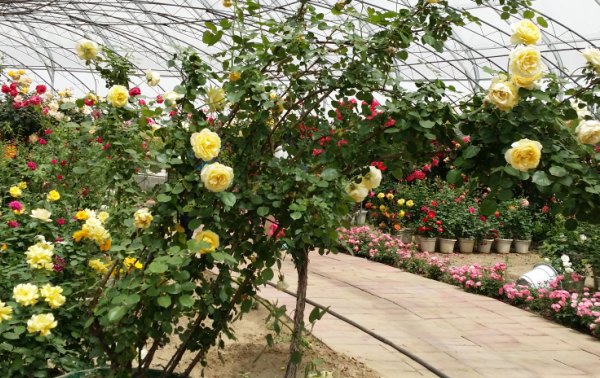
(495, 208, 513, 254)
(477, 215, 498, 253)
(455, 201, 483, 254)
(415, 204, 442, 253)
(508, 198, 534, 253)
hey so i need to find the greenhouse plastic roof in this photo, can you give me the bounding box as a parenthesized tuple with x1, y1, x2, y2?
(2, 0, 599, 96)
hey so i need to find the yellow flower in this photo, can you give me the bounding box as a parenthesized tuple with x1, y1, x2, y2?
(406, 200, 414, 207)
(399, 210, 406, 218)
(18, 181, 27, 189)
(360, 166, 382, 190)
(0, 300, 13, 323)
(82, 218, 110, 246)
(509, 46, 545, 79)
(145, 70, 161, 86)
(107, 85, 129, 108)
(25, 242, 54, 271)
(583, 47, 600, 74)
(75, 210, 89, 221)
(47, 190, 60, 201)
(20, 86, 29, 95)
(377, 193, 385, 199)
(510, 19, 541, 45)
(504, 138, 543, 172)
(345, 182, 369, 203)
(98, 211, 109, 223)
(190, 128, 222, 161)
(123, 257, 143, 270)
(40, 284, 66, 309)
(486, 76, 519, 112)
(379, 205, 387, 212)
(397, 198, 405, 206)
(99, 238, 112, 252)
(223, 0, 233, 7)
(13, 206, 25, 215)
(200, 162, 234, 192)
(511, 71, 543, 90)
(426, 0, 440, 3)
(163, 91, 184, 107)
(9, 186, 22, 198)
(229, 71, 241, 82)
(89, 259, 110, 274)
(27, 313, 57, 337)
(194, 230, 220, 257)
(7, 70, 21, 80)
(205, 86, 226, 112)
(13, 283, 40, 306)
(134, 208, 153, 229)
(386, 193, 394, 200)
(18, 69, 25, 75)
(576, 120, 600, 145)
(1, 243, 6, 252)
(72, 229, 89, 242)
(75, 38, 99, 61)
(31, 208, 52, 223)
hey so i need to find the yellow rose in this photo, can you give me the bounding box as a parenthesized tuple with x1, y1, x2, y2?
(98, 211, 109, 223)
(75, 38, 99, 61)
(25, 242, 54, 271)
(89, 259, 110, 274)
(229, 71, 241, 82)
(386, 193, 394, 200)
(7, 70, 20, 80)
(163, 91, 184, 107)
(123, 257, 143, 270)
(426, 0, 440, 3)
(9, 186, 22, 198)
(200, 162, 234, 192)
(145, 69, 161, 86)
(511, 71, 543, 90)
(72, 229, 89, 242)
(377, 192, 385, 199)
(345, 182, 369, 203)
(397, 198, 405, 206)
(0, 300, 13, 323)
(205, 86, 226, 112)
(18, 181, 27, 189)
(106, 85, 129, 108)
(223, 0, 233, 7)
(40, 284, 66, 309)
(406, 200, 414, 207)
(194, 230, 220, 257)
(504, 138, 543, 172)
(509, 46, 545, 78)
(134, 208, 153, 229)
(360, 166, 382, 190)
(582, 47, 600, 73)
(510, 19, 541, 46)
(75, 210, 89, 221)
(13, 283, 40, 306)
(27, 313, 57, 337)
(576, 120, 600, 145)
(190, 128, 222, 161)
(31, 208, 52, 223)
(399, 210, 406, 218)
(486, 77, 519, 112)
(47, 190, 60, 201)
(82, 218, 110, 246)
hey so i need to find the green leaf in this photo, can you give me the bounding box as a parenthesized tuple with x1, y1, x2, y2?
(309, 307, 328, 323)
(419, 120, 435, 129)
(320, 168, 339, 181)
(537, 16, 548, 28)
(124, 294, 141, 306)
(157, 296, 171, 308)
(497, 189, 513, 201)
(463, 145, 481, 159)
(148, 261, 168, 274)
(446, 170, 462, 185)
(72, 166, 88, 174)
(157, 194, 171, 203)
(290, 212, 302, 220)
(178, 295, 194, 308)
(549, 166, 567, 177)
(211, 252, 237, 264)
(107, 306, 127, 323)
(480, 199, 497, 216)
(532, 171, 552, 187)
(257, 206, 270, 217)
(171, 183, 185, 194)
(564, 218, 578, 231)
(219, 192, 237, 207)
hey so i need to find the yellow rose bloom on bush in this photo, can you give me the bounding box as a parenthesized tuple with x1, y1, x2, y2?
(40, 284, 66, 309)
(406, 200, 414, 207)
(399, 210, 406, 218)
(200, 162, 234, 192)
(229, 71, 241, 82)
(377, 192, 385, 199)
(345, 182, 369, 203)
(205, 86, 226, 112)
(123, 257, 143, 270)
(386, 193, 394, 200)
(31, 208, 52, 223)
(145, 69, 161, 86)
(13, 283, 40, 306)
(75, 38, 99, 61)
(504, 138, 543, 172)
(360, 166, 382, 190)
(511, 71, 542, 90)
(397, 198, 405, 206)
(106, 85, 129, 108)
(576, 120, 600, 145)
(98, 211, 109, 223)
(18, 181, 27, 189)
(582, 47, 600, 74)
(72, 229, 89, 242)
(486, 77, 519, 112)
(510, 19, 541, 45)
(25, 242, 54, 271)
(0, 300, 13, 322)
(75, 210, 89, 221)
(190, 128, 222, 161)
(509, 46, 545, 79)
(9, 186, 22, 198)
(27, 313, 57, 337)
(47, 190, 60, 201)
(194, 230, 220, 257)
(134, 208, 153, 229)
(89, 259, 110, 274)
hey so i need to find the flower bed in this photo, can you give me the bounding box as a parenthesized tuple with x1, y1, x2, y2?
(338, 225, 600, 338)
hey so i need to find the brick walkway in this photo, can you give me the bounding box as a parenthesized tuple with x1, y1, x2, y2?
(257, 253, 600, 378)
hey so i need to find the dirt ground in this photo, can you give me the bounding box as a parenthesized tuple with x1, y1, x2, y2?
(154, 303, 381, 378)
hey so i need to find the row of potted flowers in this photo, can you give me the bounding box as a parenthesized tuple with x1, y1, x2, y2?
(414, 235, 531, 254)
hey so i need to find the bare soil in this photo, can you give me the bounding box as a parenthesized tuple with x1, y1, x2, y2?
(154, 304, 381, 378)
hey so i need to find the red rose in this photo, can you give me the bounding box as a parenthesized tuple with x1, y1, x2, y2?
(36, 85, 47, 94)
(129, 87, 141, 96)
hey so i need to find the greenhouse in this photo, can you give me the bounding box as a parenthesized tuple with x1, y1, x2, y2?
(1, 0, 600, 377)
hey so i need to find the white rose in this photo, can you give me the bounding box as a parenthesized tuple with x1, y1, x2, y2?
(576, 120, 600, 145)
(569, 98, 591, 119)
(145, 70, 161, 86)
(274, 146, 290, 159)
(582, 47, 600, 72)
(580, 234, 588, 242)
(163, 91, 184, 107)
(30, 209, 52, 222)
(560, 254, 570, 263)
(346, 182, 369, 203)
(360, 166, 382, 190)
(565, 267, 574, 274)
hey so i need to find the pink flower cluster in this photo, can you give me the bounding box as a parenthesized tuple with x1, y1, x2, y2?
(499, 283, 534, 302)
(449, 262, 506, 290)
(338, 226, 410, 259)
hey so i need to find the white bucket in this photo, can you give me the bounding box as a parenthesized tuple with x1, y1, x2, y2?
(354, 209, 368, 225)
(516, 263, 558, 289)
